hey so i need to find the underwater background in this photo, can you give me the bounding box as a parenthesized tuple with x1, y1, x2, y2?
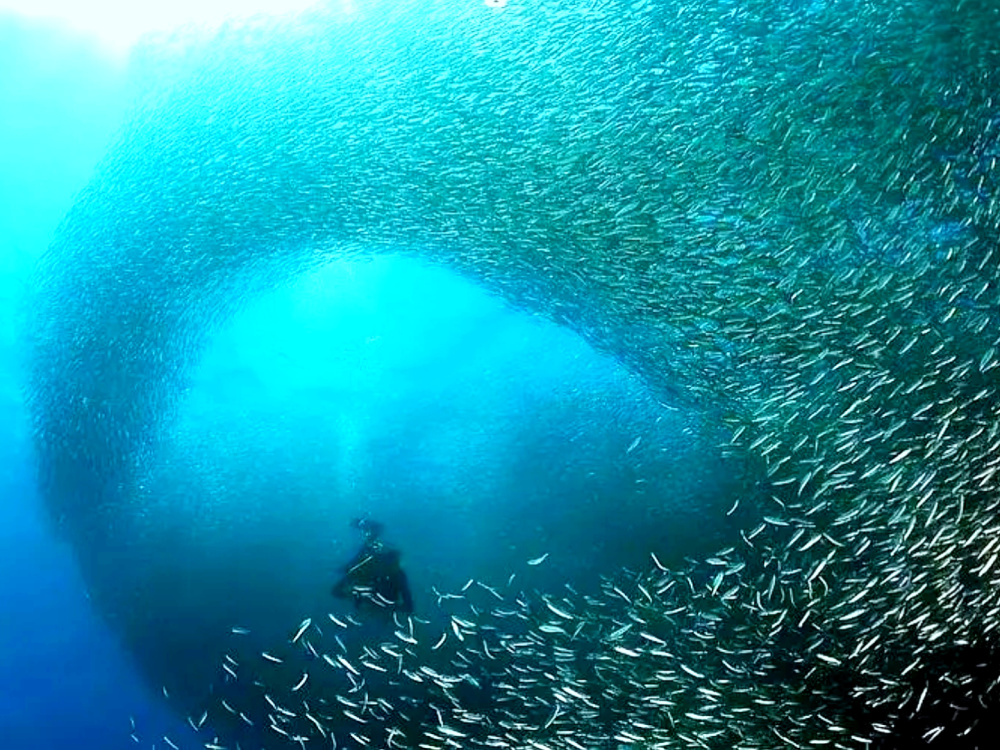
(0, 14, 186, 748)
(2, 0, 999, 748)
(2, 9, 741, 747)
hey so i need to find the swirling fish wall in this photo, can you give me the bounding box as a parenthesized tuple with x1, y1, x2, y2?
(27, 0, 1000, 746)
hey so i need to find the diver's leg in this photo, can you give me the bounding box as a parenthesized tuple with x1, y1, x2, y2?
(397, 571, 414, 613)
(332, 576, 349, 598)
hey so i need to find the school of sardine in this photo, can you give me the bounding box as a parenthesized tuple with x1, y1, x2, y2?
(27, 0, 999, 747)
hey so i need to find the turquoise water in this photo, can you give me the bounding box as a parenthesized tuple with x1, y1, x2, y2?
(0, 16, 180, 748)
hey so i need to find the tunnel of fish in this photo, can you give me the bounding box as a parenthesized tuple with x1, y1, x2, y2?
(26, 0, 1000, 748)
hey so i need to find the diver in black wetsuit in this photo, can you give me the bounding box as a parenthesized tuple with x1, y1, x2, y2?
(332, 517, 414, 614)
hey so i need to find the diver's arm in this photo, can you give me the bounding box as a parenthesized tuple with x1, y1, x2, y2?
(332, 544, 375, 597)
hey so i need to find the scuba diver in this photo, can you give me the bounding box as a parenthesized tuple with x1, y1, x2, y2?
(332, 517, 414, 614)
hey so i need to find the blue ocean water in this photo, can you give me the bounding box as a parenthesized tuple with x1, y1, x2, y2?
(0, 11, 724, 748)
(0, 15, 179, 749)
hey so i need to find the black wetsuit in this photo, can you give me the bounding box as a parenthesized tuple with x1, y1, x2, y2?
(332, 540, 414, 614)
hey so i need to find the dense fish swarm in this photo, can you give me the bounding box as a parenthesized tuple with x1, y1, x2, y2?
(27, 0, 999, 747)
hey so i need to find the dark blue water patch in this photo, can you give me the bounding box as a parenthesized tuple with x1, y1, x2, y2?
(0, 411, 189, 749)
(0, 496, 156, 747)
